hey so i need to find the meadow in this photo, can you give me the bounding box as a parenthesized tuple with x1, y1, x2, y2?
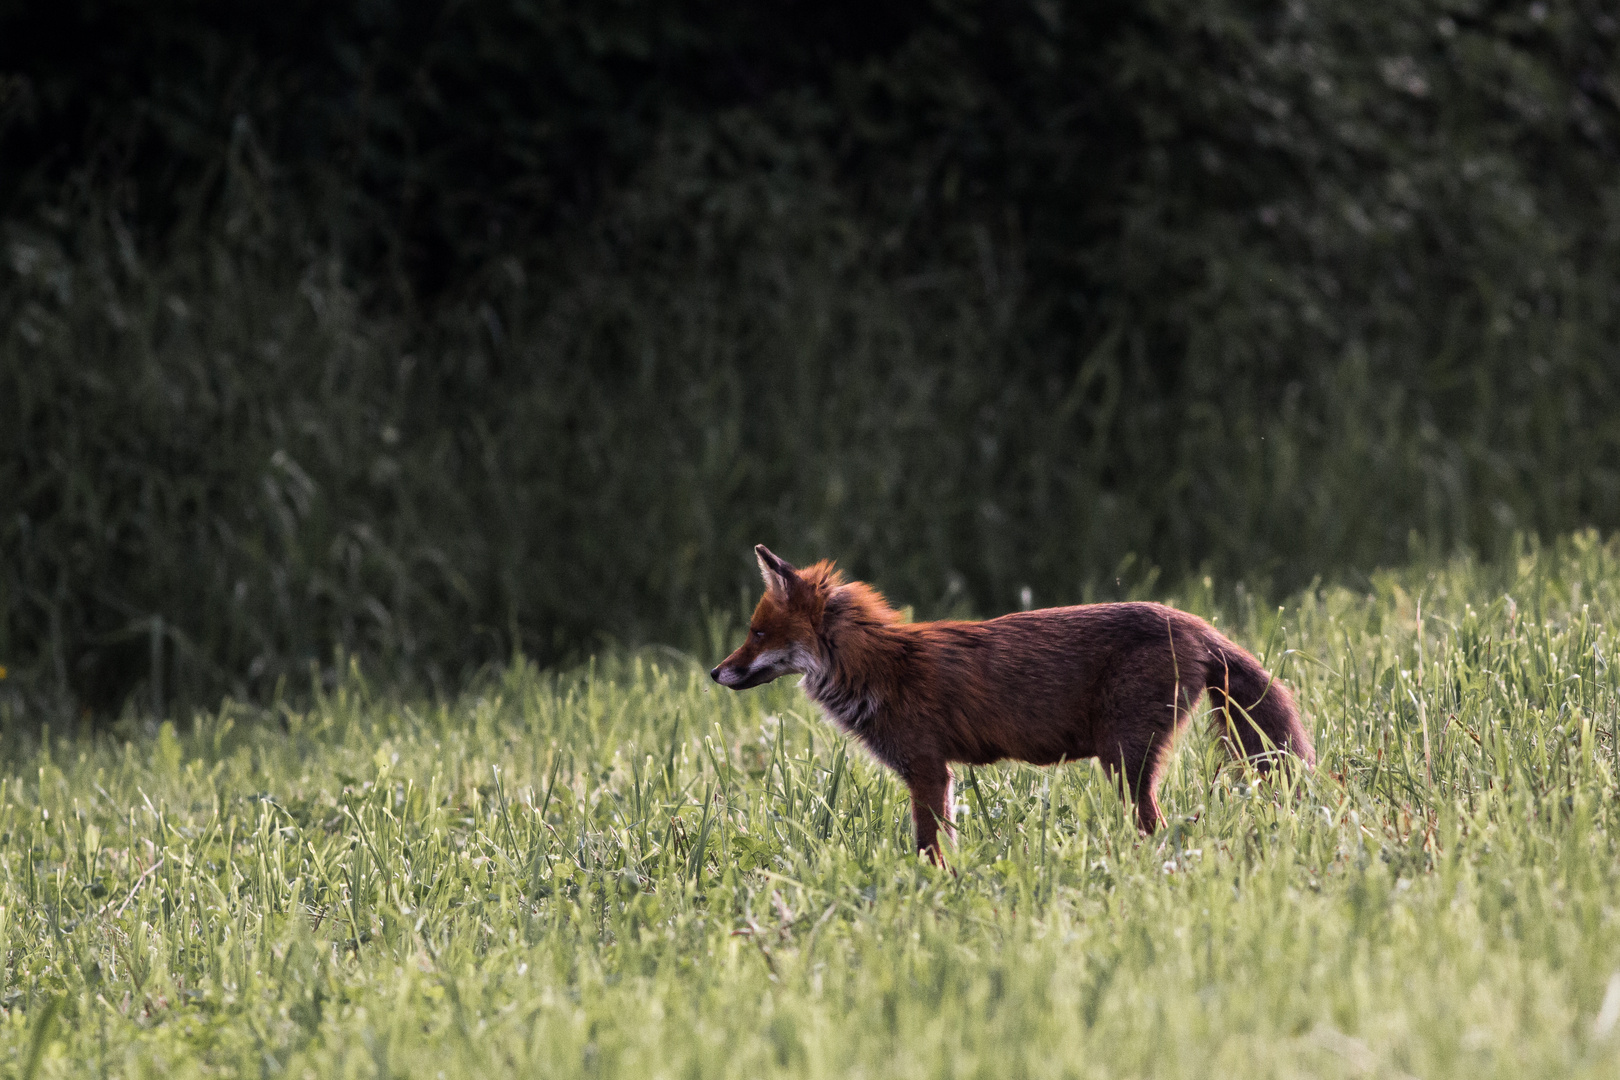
(2, 533, 1620, 1078)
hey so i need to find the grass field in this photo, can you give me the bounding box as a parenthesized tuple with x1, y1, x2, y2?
(2, 535, 1620, 1078)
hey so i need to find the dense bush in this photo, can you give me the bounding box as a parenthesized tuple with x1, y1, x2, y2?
(2, 0, 1618, 716)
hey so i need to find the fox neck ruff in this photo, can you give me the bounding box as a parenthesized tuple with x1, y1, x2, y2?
(798, 575, 906, 736)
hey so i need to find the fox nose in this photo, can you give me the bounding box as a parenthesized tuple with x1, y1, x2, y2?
(709, 665, 721, 683)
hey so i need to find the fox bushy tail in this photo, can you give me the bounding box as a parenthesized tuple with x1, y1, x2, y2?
(1202, 637, 1316, 770)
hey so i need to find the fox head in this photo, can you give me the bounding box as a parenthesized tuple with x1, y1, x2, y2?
(710, 545, 830, 689)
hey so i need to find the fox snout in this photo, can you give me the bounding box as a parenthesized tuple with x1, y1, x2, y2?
(709, 659, 753, 689)
(711, 651, 793, 690)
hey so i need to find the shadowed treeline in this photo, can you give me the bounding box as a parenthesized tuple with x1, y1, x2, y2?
(2, 0, 1618, 716)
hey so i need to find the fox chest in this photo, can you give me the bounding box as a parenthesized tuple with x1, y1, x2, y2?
(802, 676, 931, 779)
(801, 673, 878, 734)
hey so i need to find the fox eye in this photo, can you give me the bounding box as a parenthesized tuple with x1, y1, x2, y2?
(752, 630, 764, 640)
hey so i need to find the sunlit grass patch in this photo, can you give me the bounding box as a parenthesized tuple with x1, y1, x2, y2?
(2, 537, 1620, 1077)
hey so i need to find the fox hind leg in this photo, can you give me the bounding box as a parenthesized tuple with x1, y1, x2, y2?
(1101, 736, 1171, 833)
(1100, 678, 1202, 833)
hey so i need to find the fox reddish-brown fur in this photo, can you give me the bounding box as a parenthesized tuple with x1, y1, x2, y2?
(712, 545, 1315, 863)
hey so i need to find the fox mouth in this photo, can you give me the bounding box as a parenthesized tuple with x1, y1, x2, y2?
(710, 663, 782, 690)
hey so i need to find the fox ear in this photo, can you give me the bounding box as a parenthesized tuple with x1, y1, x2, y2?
(755, 544, 799, 598)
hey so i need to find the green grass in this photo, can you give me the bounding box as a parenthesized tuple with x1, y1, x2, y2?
(3, 534, 1620, 1078)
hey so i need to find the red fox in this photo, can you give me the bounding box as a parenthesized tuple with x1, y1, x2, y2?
(711, 545, 1314, 862)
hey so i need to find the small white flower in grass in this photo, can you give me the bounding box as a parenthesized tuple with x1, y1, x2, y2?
(758, 715, 781, 747)
(1595, 972, 1620, 1038)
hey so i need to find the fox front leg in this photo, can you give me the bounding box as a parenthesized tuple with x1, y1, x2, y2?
(906, 763, 955, 867)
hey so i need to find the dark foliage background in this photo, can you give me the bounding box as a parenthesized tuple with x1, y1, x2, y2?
(2, 0, 1618, 716)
